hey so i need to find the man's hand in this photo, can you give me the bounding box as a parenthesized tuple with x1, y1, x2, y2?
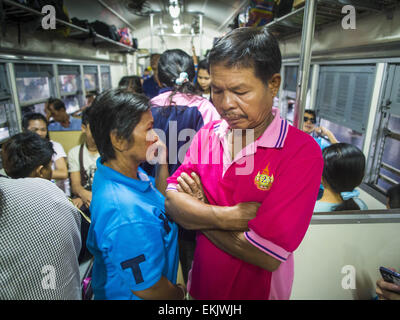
(225, 202, 260, 231)
(176, 171, 259, 231)
(177, 172, 208, 204)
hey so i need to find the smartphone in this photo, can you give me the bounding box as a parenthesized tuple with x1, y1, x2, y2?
(380, 267, 400, 286)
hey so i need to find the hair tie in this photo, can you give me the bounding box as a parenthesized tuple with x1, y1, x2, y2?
(340, 189, 360, 201)
(175, 72, 189, 85)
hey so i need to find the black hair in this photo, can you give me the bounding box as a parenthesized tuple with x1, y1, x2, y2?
(88, 89, 150, 162)
(198, 59, 210, 73)
(387, 184, 400, 209)
(118, 76, 143, 94)
(22, 112, 50, 140)
(157, 49, 197, 104)
(48, 97, 66, 111)
(81, 106, 91, 126)
(322, 143, 366, 211)
(86, 90, 98, 98)
(208, 26, 281, 85)
(1, 132, 54, 178)
(304, 109, 316, 119)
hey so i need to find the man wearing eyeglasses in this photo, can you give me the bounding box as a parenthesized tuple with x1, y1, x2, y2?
(302, 109, 338, 150)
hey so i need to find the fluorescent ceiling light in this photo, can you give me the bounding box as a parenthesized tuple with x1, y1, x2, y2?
(173, 19, 181, 33)
(169, 4, 180, 18)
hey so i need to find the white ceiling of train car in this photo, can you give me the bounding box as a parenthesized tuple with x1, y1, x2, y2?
(65, 0, 248, 33)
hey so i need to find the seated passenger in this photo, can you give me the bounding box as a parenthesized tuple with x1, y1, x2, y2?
(22, 112, 70, 195)
(0, 132, 81, 300)
(142, 49, 220, 284)
(45, 98, 82, 131)
(87, 89, 185, 300)
(67, 106, 99, 263)
(387, 184, 400, 209)
(302, 109, 339, 200)
(302, 109, 339, 149)
(314, 143, 368, 212)
(118, 75, 143, 94)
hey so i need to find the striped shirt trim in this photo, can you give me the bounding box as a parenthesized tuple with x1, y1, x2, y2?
(274, 120, 288, 148)
(245, 231, 288, 262)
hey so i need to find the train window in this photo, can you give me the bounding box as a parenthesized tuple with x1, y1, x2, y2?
(83, 66, 99, 91)
(0, 64, 11, 100)
(367, 64, 400, 195)
(319, 118, 364, 150)
(16, 77, 51, 104)
(58, 65, 82, 115)
(14, 64, 54, 107)
(0, 102, 19, 144)
(284, 66, 298, 92)
(59, 74, 79, 94)
(315, 65, 375, 135)
(62, 96, 80, 114)
(101, 65, 111, 91)
(0, 104, 10, 142)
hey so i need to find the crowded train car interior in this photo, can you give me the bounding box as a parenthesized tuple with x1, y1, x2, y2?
(0, 0, 400, 301)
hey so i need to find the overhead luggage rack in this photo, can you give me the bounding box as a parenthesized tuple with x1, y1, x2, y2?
(266, 0, 398, 40)
(1, 0, 136, 54)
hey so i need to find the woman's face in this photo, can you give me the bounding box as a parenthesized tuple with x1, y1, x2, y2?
(122, 110, 160, 163)
(197, 68, 211, 92)
(27, 119, 48, 139)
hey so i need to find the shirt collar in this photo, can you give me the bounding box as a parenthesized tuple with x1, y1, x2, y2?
(214, 107, 289, 149)
(96, 158, 151, 192)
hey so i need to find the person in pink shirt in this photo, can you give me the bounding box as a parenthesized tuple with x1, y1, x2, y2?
(165, 26, 324, 300)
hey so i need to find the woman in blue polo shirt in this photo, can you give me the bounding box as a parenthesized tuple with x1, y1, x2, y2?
(86, 89, 186, 300)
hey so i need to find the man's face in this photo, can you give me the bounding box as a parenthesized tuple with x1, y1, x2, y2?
(27, 119, 47, 140)
(210, 63, 280, 130)
(48, 103, 67, 122)
(303, 112, 316, 134)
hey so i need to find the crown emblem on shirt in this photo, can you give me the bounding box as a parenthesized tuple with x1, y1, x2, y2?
(254, 163, 274, 191)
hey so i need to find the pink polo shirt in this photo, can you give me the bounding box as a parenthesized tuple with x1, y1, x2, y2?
(167, 107, 323, 300)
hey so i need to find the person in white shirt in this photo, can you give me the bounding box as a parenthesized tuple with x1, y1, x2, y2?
(67, 106, 99, 263)
(22, 112, 70, 195)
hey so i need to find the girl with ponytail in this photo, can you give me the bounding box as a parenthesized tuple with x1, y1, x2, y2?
(314, 143, 368, 212)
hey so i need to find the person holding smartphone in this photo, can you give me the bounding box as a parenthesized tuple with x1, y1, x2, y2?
(376, 267, 400, 300)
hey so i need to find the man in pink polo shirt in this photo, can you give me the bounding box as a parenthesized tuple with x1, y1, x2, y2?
(165, 26, 323, 300)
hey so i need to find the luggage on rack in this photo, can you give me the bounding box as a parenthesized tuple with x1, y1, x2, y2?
(90, 20, 121, 42)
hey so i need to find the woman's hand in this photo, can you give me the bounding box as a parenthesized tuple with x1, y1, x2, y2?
(71, 197, 84, 209)
(79, 189, 92, 208)
(147, 137, 168, 165)
(177, 172, 208, 204)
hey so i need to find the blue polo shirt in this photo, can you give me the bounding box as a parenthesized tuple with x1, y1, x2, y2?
(87, 159, 179, 300)
(48, 116, 82, 131)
